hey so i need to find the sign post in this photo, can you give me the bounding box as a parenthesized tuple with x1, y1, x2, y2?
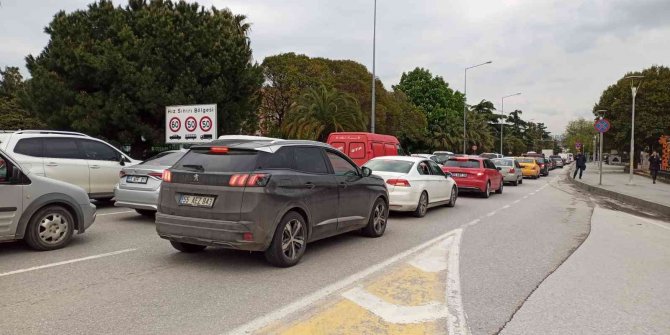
(594, 118, 611, 185)
(165, 104, 218, 145)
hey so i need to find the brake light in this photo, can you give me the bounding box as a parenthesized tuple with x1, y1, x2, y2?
(229, 173, 270, 187)
(540, 164, 545, 168)
(210, 146, 229, 154)
(162, 170, 172, 183)
(387, 179, 411, 187)
(476, 172, 484, 177)
(509, 168, 515, 173)
(148, 172, 163, 180)
(119, 170, 126, 178)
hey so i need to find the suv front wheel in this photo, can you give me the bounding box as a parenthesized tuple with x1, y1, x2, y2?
(362, 197, 388, 237)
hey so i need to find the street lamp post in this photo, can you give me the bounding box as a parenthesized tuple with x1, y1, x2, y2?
(595, 109, 607, 185)
(463, 61, 492, 154)
(500, 92, 521, 155)
(370, 0, 377, 133)
(625, 75, 644, 185)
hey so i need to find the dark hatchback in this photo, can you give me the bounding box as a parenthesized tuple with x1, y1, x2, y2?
(155, 138, 389, 267)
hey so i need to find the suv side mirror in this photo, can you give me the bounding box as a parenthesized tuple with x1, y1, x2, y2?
(361, 166, 372, 177)
(119, 156, 126, 166)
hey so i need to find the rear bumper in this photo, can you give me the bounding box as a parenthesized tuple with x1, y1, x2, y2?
(155, 212, 268, 251)
(453, 178, 486, 192)
(114, 184, 159, 211)
(388, 187, 420, 212)
(503, 174, 519, 182)
(522, 169, 538, 177)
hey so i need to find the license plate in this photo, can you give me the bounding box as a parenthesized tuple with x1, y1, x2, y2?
(453, 173, 468, 178)
(126, 176, 148, 184)
(179, 194, 216, 208)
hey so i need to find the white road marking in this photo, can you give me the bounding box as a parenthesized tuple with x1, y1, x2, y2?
(97, 210, 134, 216)
(635, 216, 670, 232)
(501, 205, 511, 209)
(226, 229, 463, 335)
(522, 196, 529, 199)
(0, 249, 136, 278)
(486, 211, 496, 217)
(408, 236, 453, 272)
(446, 228, 470, 335)
(342, 287, 448, 324)
(512, 200, 521, 204)
(465, 219, 480, 227)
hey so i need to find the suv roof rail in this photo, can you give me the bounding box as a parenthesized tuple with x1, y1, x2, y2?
(12, 130, 90, 137)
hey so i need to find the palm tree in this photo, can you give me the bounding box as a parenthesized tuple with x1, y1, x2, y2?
(282, 85, 366, 141)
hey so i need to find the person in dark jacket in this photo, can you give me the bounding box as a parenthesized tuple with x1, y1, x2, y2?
(573, 152, 587, 179)
(649, 150, 662, 184)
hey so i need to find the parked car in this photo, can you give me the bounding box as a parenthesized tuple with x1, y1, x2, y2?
(0, 130, 139, 200)
(155, 137, 389, 267)
(549, 155, 565, 168)
(326, 132, 403, 166)
(480, 152, 504, 159)
(411, 154, 442, 165)
(492, 158, 523, 186)
(432, 151, 454, 164)
(364, 156, 457, 217)
(114, 150, 186, 216)
(516, 157, 541, 179)
(441, 156, 504, 198)
(0, 149, 96, 250)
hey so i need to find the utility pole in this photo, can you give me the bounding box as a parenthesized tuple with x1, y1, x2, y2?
(370, 0, 377, 133)
(625, 75, 644, 185)
(463, 61, 492, 153)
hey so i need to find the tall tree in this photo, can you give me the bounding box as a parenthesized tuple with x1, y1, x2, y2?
(0, 66, 46, 129)
(282, 85, 366, 141)
(25, 0, 262, 156)
(563, 118, 596, 155)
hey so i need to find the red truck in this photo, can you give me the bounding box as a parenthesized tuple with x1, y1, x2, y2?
(326, 132, 403, 166)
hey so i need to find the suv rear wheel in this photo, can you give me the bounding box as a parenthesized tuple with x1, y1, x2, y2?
(265, 211, 307, 267)
(24, 205, 75, 251)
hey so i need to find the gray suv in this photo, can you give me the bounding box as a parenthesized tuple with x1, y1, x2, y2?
(155, 138, 389, 267)
(0, 149, 96, 250)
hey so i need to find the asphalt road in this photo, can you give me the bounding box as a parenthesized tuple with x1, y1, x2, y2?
(0, 170, 593, 335)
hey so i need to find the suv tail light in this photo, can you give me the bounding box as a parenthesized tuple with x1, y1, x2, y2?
(119, 170, 126, 178)
(509, 168, 515, 173)
(387, 178, 411, 187)
(148, 172, 163, 180)
(162, 170, 172, 183)
(210, 146, 229, 154)
(229, 173, 271, 187)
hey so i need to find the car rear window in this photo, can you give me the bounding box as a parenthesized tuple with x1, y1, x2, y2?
(492, 159, 513, 166)
(174, 149, 260, 173)
(140, 151, 185, 166)
(445, 159, 480, 168)
(518, 158, 536, 164)
(364, 159, 413, 173)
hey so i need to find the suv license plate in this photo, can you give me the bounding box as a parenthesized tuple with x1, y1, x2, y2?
(127, 176, 148, 184)
(179, 194, 216, 208)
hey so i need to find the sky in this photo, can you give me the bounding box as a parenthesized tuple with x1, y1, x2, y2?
(1, 0, 669, 135)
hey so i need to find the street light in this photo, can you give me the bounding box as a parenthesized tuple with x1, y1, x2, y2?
(500, 92, 522, 155)
(625, 75, 644, 185)
(370, 0, 377, 133)
(595, 109, 607, 185)
(463, 60, 492, 154)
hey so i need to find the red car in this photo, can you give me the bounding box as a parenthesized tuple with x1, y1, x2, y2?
(441, 156, 504, 198)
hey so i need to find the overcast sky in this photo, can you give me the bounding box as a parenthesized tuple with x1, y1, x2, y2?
(1, 0, 669, 134)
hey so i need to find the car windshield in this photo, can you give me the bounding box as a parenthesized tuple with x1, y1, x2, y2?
(518, 158, 536, 164)
(444, 159, 480, 168)
(140, 151, 185, 166)
(492, 159, 513, 166)
(364, 159, 414, 174)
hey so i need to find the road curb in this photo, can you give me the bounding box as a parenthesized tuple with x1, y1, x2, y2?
(567, 166, 670, 217)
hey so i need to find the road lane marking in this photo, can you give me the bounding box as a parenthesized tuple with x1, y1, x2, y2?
(0, 248, 136, 278)
(465, 219, 480, 227)
(635, 216, 670, 232)
(342, 287, 448, 324)
(228, 229, 463, 335)
(512, 200, 521, 204)
(501, 205, 511, 209)
(446, 228, 469, 335)
(408, 237, 453, 273)
(97, 210, 134, 216)
(522, 195, 529, 199)
(486, 211, 496, 217)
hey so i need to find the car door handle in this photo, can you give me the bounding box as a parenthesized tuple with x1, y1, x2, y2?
(46, 162, 58, 167)
(338, 182, 348, 189)
(304, 182, 316, 189)
(90, 165, 101, 169)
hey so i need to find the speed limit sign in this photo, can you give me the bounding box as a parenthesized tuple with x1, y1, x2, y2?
(165, 104, 217, 143)
(199, 116, 212, 132)
(169, 117, 181, 132)
(185, 116, 198, 132)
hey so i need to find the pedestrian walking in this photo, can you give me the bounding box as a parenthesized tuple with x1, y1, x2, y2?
(573, 152, 587, 179)
(649, 150, 661, 184)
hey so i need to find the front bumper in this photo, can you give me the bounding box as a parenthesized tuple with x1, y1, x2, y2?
(388, 187, 420, 212)
(80, 202, 97, 233)
(155, 212, 267, 251)
(114, 184, 159, 211)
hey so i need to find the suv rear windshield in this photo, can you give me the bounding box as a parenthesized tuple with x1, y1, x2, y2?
(444, 159, 480, 168)
(364, 159, 413, 173)
(141, 151, 185, 166)
(174, 149, 260, 173)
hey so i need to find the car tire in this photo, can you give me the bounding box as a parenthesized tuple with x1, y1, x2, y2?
(513, 178, 519, 186)
(519, 178, 523, 185)
(24, 206, 75, 251)
(362, 197, 388, 238)
(496, 181, 504, 194)
(170, 241, 207, 253)
(482, 181, 491, 198)
(446, 186, 458, 207)
(136, 209, 156, 218)
(413, 192, 429, 217)
(264, 211, 307, 267)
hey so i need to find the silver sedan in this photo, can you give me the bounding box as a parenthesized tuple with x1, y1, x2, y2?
(114, 150, 185, 217)
(492, 158, 523, 186)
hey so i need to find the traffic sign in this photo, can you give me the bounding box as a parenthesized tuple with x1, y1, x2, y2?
(199, 116, 213, 132)
(185, 116, 198, 132)
(168, 117, 181, 132)
(165, 104, 217, 143)
(594, 118, 610, 133)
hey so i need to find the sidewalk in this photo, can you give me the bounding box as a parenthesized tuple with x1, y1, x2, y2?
(501, 206, 670, 335)
(569, 162, 670, 216)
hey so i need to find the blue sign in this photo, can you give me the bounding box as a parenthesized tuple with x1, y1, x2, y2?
(594, 118, 610, 133)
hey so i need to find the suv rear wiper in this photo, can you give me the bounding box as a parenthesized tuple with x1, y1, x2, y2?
(181, 164, 204, 172)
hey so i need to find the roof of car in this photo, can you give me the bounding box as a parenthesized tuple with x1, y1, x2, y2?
(368, 156, 427, 163)
(196, 137, 331, 151)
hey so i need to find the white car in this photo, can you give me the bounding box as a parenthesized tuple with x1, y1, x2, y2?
(0, 130, 139, 200)
(411, 153, 442, 165)
(364, 156, 458, 217)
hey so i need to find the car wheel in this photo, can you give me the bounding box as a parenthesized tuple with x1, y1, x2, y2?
(413, 191, 429, 217)
(446, 186, 458, 207)
(265, 211, 307, 267)
(496, 181, 504, 194)
(170, 241, 207, 253)
(24, 206, 75, 251)
(136, 209, 156, 218)
(519, 178, 523, 185)
(482, 181, 491, 198)
(513, 178, 519, 186)
(362, 197, 388, 237)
